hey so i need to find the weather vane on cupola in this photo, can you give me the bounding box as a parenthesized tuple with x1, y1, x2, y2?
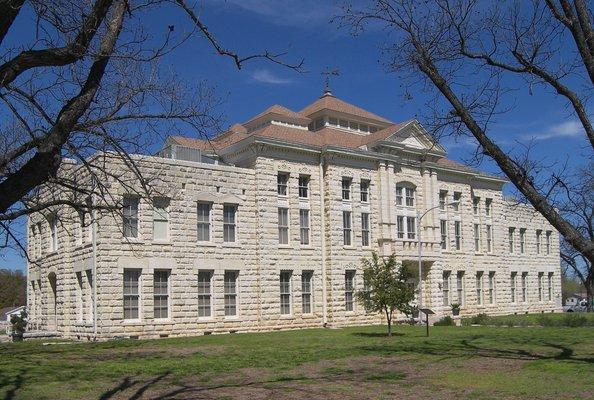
(321, 67, 340, 96)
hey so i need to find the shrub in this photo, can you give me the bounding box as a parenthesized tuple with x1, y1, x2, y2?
(434, 316, 455, 326)
(563, 313, 587, 327)
(462, 313, 491, 326)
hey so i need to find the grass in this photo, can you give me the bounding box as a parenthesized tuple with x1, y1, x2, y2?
(0, 323, 593, 399)
(462, 311, 594, 327)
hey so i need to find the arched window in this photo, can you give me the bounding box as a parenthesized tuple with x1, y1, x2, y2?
(395, 182, 416, 207)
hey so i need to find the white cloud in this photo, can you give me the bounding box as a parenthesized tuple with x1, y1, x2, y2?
(252, 69, 293, 85)
(521, 120, 585, 141)
(207, 0, 337, 28)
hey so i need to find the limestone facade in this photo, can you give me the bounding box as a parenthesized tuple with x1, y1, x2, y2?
(26, 93, 562, 339)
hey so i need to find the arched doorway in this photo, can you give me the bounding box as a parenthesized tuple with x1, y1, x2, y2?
(47, 272, 57, 331)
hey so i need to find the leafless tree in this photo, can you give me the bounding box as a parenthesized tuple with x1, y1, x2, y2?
(338, 1, 594, 269)
(559, 165, 593, 310)
(0, 0, 303, 258)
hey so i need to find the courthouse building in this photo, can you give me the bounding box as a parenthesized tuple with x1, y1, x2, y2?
(26, 90, 562, 340)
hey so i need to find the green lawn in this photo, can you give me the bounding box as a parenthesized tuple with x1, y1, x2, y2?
(462, 311, 594, 327)
(1, 323, 593, 399)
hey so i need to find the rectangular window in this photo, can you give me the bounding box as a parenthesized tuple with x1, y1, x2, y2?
(509, 227, 515, 253)
(278, 207, 289, 245)
(49, 214, 59, 251)
(546, 231, 552, 255)
(301, 271, 313, 314)
(474, 223, 481, 252)
(511, 272, 517, 303)
(123, 269, 140, 320)
(343, 211, 352, 245)
(536, 230, 542, 254)
(454, 221, 462, 250)
(453, 192, 461, 211)
(277, 172, 288, 196)
(76, 272, 84, 322)
(520, 228, 526, 253)
(538, 272, 544, 301)
(360, 179, 370, 203)
(486, 224, 492, 253)
(153, 270, 169, 319)
(197, 271, 213, 317)
(405, 187, 415, 207)
(439, 190, 447, 210)
(521, 272, 528, 302)
(123, 196, 139, 238)
(397, 216, 405, 239)
(280, 271, 292, 315)
(86, 270, 94, 323)
(223, 205, 237, 243)
(456, 271, 465, 305)
(406, 216, 416, 239)
(197, 203, 211, 242)
(224, 271, 238, 316)
(345, 270, 355, 311)
(440, 220, 448, 250)
(361, 213, 370, 247)
(395, 186, 403, 205)
(153, 197, 169, 241)
(476, 272, 483, 305)
(547, 272, 553, 301)
(473, 196, 480, 215)
(442, 271, 451, 306)
(299, 209, 309, 245)
(485, 198, 492, 216)
(342, 178, 351, 200)
(488, 272, 495, 304)
(298, 175, 309, 198)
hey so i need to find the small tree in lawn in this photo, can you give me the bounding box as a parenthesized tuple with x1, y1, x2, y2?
(356, 252, 415, 336)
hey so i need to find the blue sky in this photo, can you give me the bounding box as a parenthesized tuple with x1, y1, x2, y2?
(1, 0, 590, 271)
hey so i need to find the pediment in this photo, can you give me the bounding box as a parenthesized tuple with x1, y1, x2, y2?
(383, 120, 446, 154)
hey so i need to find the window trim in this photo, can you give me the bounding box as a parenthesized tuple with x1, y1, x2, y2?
(223, 204, 237, 243)
(277, 172, 289, 196)
(152, 197, 170, 242)
(224, 270, 239, 317)
(197, 270, 213, 318)
(301, 271, 313, 314)
(360, 179, 370, 203)
(343, 211, 352, 246)
(196, 202, 212, 242)
(278, 207, 290, 245)
(153, 269, 170, 320)
(280, 270, 293, 315)
(341, 177, 352, 201)
(345, 270, 356, 312)
(299, 209, 310, 246)
(298, 175, 310, 199)
(361, 212, 370, 247)
(122, 195, 140, 239)
(123, 268, 141, 321)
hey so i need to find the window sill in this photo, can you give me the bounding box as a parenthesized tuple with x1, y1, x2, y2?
(223, 316, 241, 321)
(122, 320, 143, 325)
(152, 240, 172, 245)
(342, 245, 356, 250)
(153, 318, 172, 325)
(197, 317, 215, 323)
(279, 314, 295, 319)
(300, 245, 314, 250)
(121, 238, 143, 244)
(278, 244, 293, 249)
(197, 241, 217, 247)
(222, 242, 241, 248)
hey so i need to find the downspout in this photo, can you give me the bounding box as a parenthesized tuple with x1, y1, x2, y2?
(319, 153, 328, 326)
(91, 190, 98, 338)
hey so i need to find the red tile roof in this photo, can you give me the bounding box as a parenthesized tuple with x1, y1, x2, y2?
(246, 104, 311, 126)
(299, 93, 393, 124)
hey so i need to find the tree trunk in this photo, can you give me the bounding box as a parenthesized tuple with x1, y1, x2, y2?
(385, 309, 392, 336)
(586, 283, 593, 312)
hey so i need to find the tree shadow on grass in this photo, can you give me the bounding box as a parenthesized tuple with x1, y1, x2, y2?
(357, 337, 594, 364)
(351, 332, 405, 337)
(95, 366, 411, 400)
(1, 369, 25, 400)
